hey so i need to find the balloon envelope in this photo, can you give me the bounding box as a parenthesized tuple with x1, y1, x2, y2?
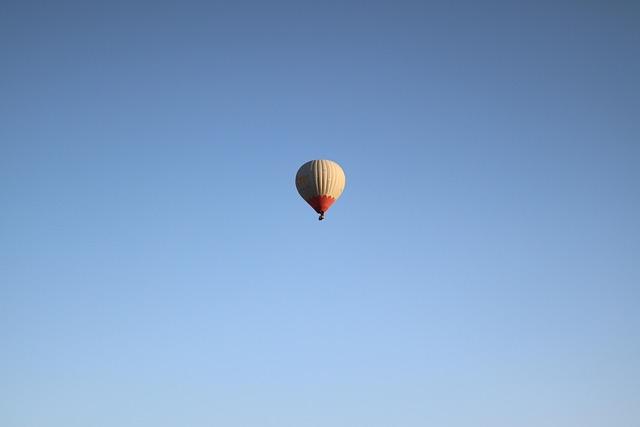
(295, 160, 346, 218)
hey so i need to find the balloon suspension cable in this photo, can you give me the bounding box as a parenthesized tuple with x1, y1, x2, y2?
(319, 212, 325, 221)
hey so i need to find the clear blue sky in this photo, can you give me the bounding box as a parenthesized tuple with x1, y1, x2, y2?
(2, 1, 639, 426)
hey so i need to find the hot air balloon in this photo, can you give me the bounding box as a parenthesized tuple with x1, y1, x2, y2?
(295, 159, 346, 220)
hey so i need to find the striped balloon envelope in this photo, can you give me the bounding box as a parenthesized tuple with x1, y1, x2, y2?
(295, 160, 346, 220)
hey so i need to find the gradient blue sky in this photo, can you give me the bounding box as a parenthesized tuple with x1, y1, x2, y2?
(2, 1, 639, 426)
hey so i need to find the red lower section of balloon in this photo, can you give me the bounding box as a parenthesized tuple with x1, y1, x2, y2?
(306, 195, 336, 214)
